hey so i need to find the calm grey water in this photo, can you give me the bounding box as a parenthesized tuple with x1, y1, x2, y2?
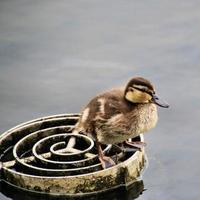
(0, 0, 200, 199)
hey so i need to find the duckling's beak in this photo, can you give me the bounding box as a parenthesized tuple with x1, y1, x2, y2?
(152, 94, 169, 108)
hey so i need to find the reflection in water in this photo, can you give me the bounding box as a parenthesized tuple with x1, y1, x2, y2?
(0, 180, 144, 200)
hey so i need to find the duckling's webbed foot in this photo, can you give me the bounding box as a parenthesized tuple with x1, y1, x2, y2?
(113, 143, 136, 153)
(96, 140, 115, 169)
(125, 141, 146, 151)
(99, 156, 116, 169)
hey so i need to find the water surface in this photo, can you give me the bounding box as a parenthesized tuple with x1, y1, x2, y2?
(0, 1, 200, 199)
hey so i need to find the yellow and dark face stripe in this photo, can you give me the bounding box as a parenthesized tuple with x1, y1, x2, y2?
(125, 77, 155, 94)
(125, 85, 152, 103)
(132, 84, 154, 95)
(124, 77, 169, 108)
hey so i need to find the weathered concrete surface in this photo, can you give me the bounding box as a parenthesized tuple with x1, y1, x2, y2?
(0, 114, 146, 194)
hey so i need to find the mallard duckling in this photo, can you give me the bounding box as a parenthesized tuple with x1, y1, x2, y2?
(73, 77, 169, 169)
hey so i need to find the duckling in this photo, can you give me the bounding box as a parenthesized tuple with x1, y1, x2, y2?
(73, 77, 169, 169)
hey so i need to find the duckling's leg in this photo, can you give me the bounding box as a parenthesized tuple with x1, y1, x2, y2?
(114, 143, 138, 153)
(96, 140, 115, 169)
(125, 141, 146, 150)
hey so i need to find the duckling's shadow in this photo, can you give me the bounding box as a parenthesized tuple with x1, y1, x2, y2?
(0, 180, 145, 200)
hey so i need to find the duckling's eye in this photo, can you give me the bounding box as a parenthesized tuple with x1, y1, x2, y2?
(147, 90, 155, 95)
(133, 86, 152, 95)
(146, 90, 153, 95)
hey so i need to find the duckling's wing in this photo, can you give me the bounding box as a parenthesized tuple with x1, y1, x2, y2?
(95, 88, 130, 119)
(102, 96, 126, 118)
(74, 88, 128, 134)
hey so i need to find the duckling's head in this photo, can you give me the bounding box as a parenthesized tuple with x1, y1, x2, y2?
(124, 77, 169, 108)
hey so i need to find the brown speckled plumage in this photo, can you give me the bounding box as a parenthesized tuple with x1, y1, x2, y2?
(73, 77, 169, 168)
(74, 79, 158, 144)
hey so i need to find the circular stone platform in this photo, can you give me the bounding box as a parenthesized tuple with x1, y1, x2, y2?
(0, 114, 146, 195)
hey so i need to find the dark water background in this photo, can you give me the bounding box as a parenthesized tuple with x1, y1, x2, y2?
(0, 0, 200, 199)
